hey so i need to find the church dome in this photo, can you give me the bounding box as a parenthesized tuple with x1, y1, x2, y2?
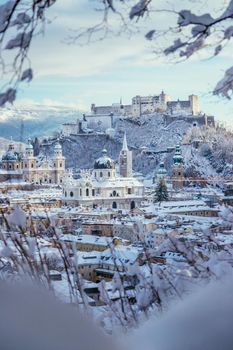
(94, 149, 115, 169)
(157, 162, 167, 175)
(54, 143, 62, 150)
(26, 139, 33, 150)
(2, 150, 20, 161)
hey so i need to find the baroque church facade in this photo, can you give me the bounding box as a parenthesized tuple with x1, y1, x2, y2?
(62, 134, 144, 209)
(1, 141, 65, 185)
(22, 141, 65, 184)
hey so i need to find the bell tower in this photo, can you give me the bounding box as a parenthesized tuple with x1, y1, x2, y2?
(172, 145, 184, 190)
(53, 143, 65, 184)
(23, 139, 36, 182)
(119, 133, 132, 178)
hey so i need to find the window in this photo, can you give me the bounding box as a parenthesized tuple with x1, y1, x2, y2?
(65, 191, 67, 197)
(128, 188, 132, 194)
(100, 172, 103, 177)
(31, 163, 34, 168)
(80, 189, 82, 196)
(86, 188, 89, 197)
(60, 162, 62, 167)
(112, 201, 117, 209)
(108, 171, 110, 177)
(113, 190, 116, 196)
(70, 191, 74, 197)
(25, 163, 27, 168)
(92, 189, 95, 196)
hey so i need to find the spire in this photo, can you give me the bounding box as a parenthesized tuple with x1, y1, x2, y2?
(122, 132, 128, 151)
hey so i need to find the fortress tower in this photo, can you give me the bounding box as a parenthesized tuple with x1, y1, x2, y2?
(189, 95, 199, 115)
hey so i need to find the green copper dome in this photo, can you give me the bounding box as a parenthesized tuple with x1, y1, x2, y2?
(173, 145, 184, 165)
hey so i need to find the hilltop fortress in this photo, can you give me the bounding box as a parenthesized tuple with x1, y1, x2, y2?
(91, 91, 200, 117)
(62, 91, 215, 137)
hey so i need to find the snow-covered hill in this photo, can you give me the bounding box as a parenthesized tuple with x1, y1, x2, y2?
(40, 113, 192, 177)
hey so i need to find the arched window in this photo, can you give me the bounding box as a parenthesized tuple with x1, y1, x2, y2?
(80, 189, 82, 196)
(112, 201, 117, 209)
(86, 188, 89, 196)
(31, 163, 34, 168)
(70, 191, 74, 197)
(60, 162, 62, 167)
(65, 191, 67, 197)
(108, 171, 111, 177)
(113, 190, 116, 196)
(92, 189, 95, 196)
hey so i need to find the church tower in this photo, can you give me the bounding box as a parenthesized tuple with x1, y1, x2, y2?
(119, 133, 132, 178)
(23, 139, 36, 182)
(172, 145, 184, 190)
(53, 143, 65, 184)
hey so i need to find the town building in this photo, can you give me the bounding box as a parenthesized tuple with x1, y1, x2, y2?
(62, 134, 144, 209)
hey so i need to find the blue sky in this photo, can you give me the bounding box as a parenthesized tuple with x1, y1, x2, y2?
(12, 0, 233, 125)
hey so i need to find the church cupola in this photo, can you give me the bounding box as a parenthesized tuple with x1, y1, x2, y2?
(25, 139, 34, 157)
(119, 132, 132, 178)
(173, 145, 184, 165)
(157, 162, 167, 180)
(94, 149, 115, 180)
(54, 143, 62, 158)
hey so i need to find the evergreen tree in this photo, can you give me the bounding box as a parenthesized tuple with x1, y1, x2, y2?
(155, 177, 169, 202)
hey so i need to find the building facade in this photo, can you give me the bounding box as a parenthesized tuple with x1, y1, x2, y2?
(62, 135, 144, 209)
(22, 142, 65, 185)
(90, 92, 200, 117)
(1, 141, 65, 185)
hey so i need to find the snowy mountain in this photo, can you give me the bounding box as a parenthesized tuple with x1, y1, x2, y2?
(0, 105, 83, 141)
